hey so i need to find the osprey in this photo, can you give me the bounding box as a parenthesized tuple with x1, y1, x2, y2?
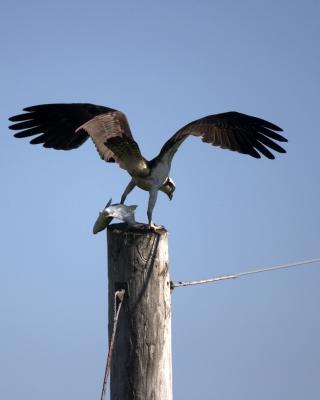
(9, 103, 287, 228)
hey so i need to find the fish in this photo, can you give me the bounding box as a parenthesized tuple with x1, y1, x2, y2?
(93, 199, 138, 234)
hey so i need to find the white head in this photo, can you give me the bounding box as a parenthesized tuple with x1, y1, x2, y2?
(161, 177, 176, 200)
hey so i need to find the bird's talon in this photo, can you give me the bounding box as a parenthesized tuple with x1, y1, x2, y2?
(148, 223, 162, 231)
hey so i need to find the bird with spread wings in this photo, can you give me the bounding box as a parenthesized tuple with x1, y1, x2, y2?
(9, 103, 287, 228)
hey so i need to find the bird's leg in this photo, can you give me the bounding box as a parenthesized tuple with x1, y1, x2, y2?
(147, 189, 159, 230)
(120, 179, 136, 204)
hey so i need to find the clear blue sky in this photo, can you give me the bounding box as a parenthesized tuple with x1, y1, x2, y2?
(1, 1, 319, 399)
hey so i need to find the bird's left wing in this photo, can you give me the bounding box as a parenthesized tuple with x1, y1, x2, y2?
(159, 111, 287, 161)
(9, 103, 149, 175)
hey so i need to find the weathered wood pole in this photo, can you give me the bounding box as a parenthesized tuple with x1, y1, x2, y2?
(107, 223, 172, 400)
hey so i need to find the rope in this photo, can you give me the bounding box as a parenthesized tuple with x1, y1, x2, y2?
(100, 289, 125, 400)
(172, 258, 320, 288)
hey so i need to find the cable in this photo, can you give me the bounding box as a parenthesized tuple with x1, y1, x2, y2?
(101, 289, 125, 400)
(172, 258, 320, 289)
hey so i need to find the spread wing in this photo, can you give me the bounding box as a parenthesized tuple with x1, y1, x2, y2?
(159, 111, 287, 161)
(9, 103, 148, 175)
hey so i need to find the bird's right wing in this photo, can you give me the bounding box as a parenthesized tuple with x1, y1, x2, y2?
(77, 112, 149, 176)
(9, 103, 149, 176)
(103, 136, 150, 177)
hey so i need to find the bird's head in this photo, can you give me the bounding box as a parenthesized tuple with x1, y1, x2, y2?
(161, 177, 176, 200)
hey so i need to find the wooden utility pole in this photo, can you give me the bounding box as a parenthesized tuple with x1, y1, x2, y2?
(107, 223, 172, 400)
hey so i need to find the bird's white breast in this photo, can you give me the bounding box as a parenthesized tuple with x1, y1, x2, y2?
(151, 161, 170, 187)
(134, 161, 170, 191)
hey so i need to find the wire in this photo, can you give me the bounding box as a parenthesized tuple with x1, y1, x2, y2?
(100, 289, 125, 400)
(171, 258, 320, 289)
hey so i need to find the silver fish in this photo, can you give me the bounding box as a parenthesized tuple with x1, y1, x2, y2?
(93, 199, 137, 234)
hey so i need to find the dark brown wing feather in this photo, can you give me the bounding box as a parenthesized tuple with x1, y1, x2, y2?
(159, 111, 287, 160)
(8, 103, 136, 164)
(104, 136, 149, 177)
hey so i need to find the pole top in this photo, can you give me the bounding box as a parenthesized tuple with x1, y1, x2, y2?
(107, 223, 167, 235)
